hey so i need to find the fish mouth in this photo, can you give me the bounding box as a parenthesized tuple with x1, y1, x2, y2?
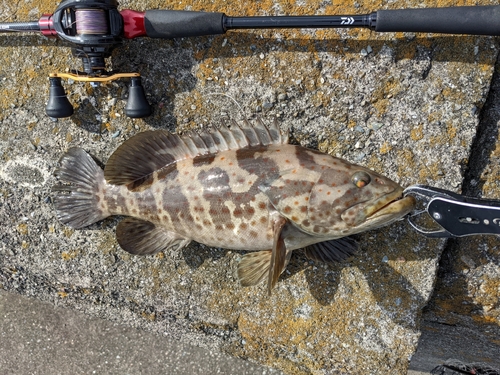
(368, 193, 416, 221)
(342, 188, 416, 227)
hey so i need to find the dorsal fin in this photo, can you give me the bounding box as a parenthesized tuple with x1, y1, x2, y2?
(104, 119, 288, 186)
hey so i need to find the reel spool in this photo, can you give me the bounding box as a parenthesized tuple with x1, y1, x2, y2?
(41, 0, 150, 118)
(47, 0, 122, 74)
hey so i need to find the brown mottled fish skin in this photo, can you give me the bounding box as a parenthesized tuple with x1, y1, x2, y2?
(53, 120, 415, 294)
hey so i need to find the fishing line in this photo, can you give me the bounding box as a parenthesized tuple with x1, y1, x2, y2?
(203, 92, 246, 120)
(75, 9, 108, 35)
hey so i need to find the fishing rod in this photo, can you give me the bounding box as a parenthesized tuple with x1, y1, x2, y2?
(1, 0, 500, 119)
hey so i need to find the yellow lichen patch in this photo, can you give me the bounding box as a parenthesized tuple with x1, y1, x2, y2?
(477, 276, 500, 304)
(237, 301, 317, 375)
(62, 227, 74, 238)
(446, 122, 457, 139)
(141, 312, 157, 321)
(427, 111, 441, 124)
(65, 132, 73, 143)
(17, 223, 28, 235)
(310, 91, 328, 108)
(62, 250, 79, 261)
(235, 261, 416, 374)
(469, 274, 500, 324)
(429, 135, 445, 148)
(472, 315, 499, 325)
(0, 88, 12, 113)
(11, 0, 55, 18)
(57, 291, 68, 298)
(346, 119, 356, 129)
(370, 77, 401, 117)
(380, 142, 392, 155)
(410, 125, 424, 141)
(324, 2, 370, 16)
(441, 86, 466, 103)
(397, 149, 416, 178)
(98, 231, 119, 255)
(164, 0, 277, 15)
(418, 160, 442, 181)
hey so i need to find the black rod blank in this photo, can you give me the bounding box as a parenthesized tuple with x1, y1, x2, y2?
(224, 6, 500, 36)
(224, 14, 377, 30)
(0, 21, 40, 33)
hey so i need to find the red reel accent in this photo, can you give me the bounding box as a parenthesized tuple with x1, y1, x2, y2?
(38, 14, 57, 37)
(121, 9, 146, 39)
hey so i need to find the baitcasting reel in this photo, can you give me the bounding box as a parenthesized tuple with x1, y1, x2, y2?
(3, 0, 152, 118)
(2, 0, 500, 118)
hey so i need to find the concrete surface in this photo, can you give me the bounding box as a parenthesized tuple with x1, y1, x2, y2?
(0, 288, 281, 375)
(0, 0, 499, 374)
(2, 287, 496, 375)
(1, 285, 497, 375)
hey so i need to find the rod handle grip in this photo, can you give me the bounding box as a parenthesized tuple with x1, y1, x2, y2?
(376, 6, 500, 35)
(144, 10, 225, 38)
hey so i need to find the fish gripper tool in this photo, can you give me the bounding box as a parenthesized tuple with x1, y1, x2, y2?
(404, 185, 500, 238)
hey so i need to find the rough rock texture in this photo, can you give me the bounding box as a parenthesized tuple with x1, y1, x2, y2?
(0, 0, 499, 374)
(416, 50, 500, 370)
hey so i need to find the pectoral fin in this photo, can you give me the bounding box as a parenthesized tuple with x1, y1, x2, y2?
(116, 218, 191, 255)
(267, 215, 288, 295)
(304, 237, 357, 263)
(237, 215, 290, 295)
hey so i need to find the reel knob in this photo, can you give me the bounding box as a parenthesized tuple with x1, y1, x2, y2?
(46, 77, 74, 118)
(125, 77, 151, 118)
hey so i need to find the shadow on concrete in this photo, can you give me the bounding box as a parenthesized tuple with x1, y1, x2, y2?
(1, 32, 497, 132)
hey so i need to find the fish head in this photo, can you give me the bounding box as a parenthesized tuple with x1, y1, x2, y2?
(305, 162, 415, 236)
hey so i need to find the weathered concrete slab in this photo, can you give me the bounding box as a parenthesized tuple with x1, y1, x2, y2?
(409, 320, 500, 373)
(417, 53, 500, 371)
(1, 0, 499, 374)
(0, 289, 281, 375)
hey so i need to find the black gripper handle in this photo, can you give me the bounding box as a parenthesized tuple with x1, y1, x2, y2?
(144, 10, 225, 38)
(376, 6, 500, 35)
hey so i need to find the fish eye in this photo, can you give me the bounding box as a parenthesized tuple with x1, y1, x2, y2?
(352, 171, 371, 188)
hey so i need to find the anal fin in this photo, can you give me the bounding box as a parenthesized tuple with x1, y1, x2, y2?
(304, 237, 357, 263)
(116, 218, 191, 255)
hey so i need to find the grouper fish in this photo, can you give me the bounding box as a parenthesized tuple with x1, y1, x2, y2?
(53, 120, 415, 294)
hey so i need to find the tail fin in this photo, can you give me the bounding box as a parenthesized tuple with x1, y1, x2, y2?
(52, 148, 108, 228)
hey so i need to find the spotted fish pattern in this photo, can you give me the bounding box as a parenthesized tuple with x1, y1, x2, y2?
(53, 120, 415, 294)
